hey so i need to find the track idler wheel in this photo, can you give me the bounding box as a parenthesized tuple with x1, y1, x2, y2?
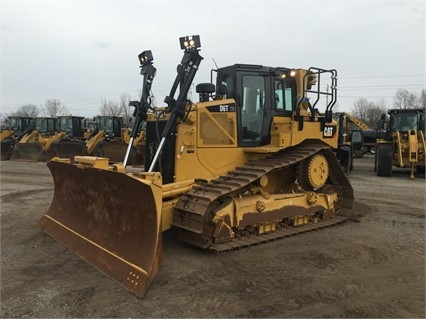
(299, 153, 329, 190)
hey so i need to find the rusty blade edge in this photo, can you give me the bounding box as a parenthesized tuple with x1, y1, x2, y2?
(39, 214, 153, 298)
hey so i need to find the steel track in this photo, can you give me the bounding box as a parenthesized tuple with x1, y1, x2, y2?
(173, 141, 354, 249)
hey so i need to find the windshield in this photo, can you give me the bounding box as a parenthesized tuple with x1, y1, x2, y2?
(36, 119, 47, 132)
(9, 118, 20, 130)
(59, 118, 72, 134)
(390, 112, 418, 132)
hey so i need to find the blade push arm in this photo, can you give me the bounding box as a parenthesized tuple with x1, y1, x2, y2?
(123, 50, 156, 167)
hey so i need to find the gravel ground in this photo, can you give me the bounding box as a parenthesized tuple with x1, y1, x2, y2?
(1, 155, 425, 318)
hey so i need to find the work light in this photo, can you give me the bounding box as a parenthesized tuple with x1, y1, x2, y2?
(138, 50, 153, 65)
(179, 35, 201, 50)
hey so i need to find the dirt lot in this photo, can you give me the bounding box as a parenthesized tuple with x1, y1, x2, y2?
(1, 155, 425, 318)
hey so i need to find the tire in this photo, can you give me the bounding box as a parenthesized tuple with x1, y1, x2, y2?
(376, 144, 393, 177)
(416, 165, 425, 174)
(374, 151, 377, 172)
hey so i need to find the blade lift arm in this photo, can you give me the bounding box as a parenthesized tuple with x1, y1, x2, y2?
(123, 51, 156, 167)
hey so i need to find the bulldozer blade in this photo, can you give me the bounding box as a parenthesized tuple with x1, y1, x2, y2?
(10, 143, 43, 161)
(38, 160, 163, 297)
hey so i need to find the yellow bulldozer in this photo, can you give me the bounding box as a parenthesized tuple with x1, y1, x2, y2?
(375, 108, 425, 179)
(38, 35, 354, 297)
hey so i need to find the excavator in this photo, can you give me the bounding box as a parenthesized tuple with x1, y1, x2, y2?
(38, 35, 354, 297)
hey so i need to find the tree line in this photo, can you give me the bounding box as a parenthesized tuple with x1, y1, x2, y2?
(350, 89, 426, 128)
(2, 88, 425, 130)
(2, 92, 140, 127)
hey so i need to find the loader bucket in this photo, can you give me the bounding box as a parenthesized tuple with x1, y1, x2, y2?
(49, 141, 87, 160)
(1, 140, 14, 160)
(38, 160, 163, 297)
(94, 141, 145, 166)
(93, 141, 129, 163)
(10, 143, 42, 161)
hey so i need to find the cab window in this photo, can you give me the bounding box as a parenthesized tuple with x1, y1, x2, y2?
(275, 79, 295, 113)
(241, 75, 265, 143)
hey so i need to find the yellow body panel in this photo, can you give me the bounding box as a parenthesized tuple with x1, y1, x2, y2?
(172, 98, 338, 184)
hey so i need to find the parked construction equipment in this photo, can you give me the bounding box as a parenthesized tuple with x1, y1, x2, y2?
(47, 115, 87, 159)
(39, 35, 353, 297)
(86, 115, 143, 163)
(334, 112, 378, 159)
(10, 117, 66, 161)
(1, 116, 35, 160)
(375, 108, 425, 179)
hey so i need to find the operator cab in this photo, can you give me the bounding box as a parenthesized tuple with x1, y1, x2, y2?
(389, 109, 424, 133)
(8, 117, 35, 135)
(58, 116, 84, 138)
(35, 118, 57, 135)
(215, 64, 297, 147)
(96, 116, 122, 138)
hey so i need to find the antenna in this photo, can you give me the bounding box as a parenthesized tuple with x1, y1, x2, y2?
(212, 57, 219, 69)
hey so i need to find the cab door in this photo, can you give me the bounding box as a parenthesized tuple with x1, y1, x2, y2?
(236, 71, 273, 147)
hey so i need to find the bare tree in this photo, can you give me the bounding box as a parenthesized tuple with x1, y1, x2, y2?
(0, 113, 8, 128)
(11, 104, 40, 117)
(99, 98, 122, 116)
(418, 89, 426, 110)
(350, 98, 387, 128)
(369, 99, 388, 126)
(118, 92, 132, 126)
(43, 99, 68, 117)
(393, 89, 418, 109)
(350, 98, 371, 123)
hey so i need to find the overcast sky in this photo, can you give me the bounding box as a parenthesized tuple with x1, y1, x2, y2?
(1, 0, 425, 117)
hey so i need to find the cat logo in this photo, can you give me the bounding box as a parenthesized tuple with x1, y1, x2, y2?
(323, 125, 336, 138)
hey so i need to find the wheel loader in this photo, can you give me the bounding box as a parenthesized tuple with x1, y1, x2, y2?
(375, 108, 425, 179)
(0, 116, 35, 160)
(48, 115, 87, 159)
(38, 35, 354, 298)
(10, 117, 66, 161)
(86, 115, 145, 164)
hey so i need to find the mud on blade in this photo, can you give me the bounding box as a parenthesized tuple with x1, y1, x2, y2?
(38, 160, 163, 297)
